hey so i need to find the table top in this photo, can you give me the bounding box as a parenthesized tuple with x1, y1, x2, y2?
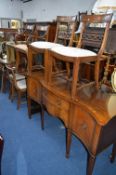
(75, 84, 116, 125)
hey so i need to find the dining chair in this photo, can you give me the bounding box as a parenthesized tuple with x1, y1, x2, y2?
(6, 65, 26, 110)
(76, 13, 113, 85)
(54, 16, 77, 46)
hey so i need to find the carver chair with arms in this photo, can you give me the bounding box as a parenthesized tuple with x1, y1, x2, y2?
(6, 65, 26, 110)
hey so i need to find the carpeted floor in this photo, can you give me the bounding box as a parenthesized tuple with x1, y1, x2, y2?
(0, 92, 116, 175)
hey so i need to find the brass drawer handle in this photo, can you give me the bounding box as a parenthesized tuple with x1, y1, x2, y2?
(81, 123, 87, 130)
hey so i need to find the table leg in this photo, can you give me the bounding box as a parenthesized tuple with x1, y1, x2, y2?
(27, 97, 32, 118)
(86, 153, 96, 175)
(0, 135, 4, 175)
(40, 104, 44, 130)
(66, 129, 72, 158)
(110, 142, 116, 163)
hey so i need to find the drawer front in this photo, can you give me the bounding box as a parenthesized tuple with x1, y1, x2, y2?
(43, 89, 70, 127)
(27, 77, 42, 103)
(70, 105, 96, 150)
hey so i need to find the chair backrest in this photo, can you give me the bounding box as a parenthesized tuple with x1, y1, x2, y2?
(6, 64, 16, 82)
(34, 24, 50, 41)
(77, 14, 113, 56)
(54, 16, 77, 46)
(6, 64, 26, 90)
(77, 11, 87, 23)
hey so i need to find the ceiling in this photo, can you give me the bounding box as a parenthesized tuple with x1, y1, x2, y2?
(11, 0, 33, 3)
(20, 0, 32, 2)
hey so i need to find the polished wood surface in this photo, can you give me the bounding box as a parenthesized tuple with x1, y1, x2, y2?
(27, 44, 47, 129)
(41, 78, 116, 175)
(22, 21, 56, 43)
(54, 16, 77, 46)
(13, 44, 28, 74)
(40, 13, 115, 174)
(0, 28, 18, 41)
(25, 15, 115, 175)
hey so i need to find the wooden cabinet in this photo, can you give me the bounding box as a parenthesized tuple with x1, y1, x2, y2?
(42, 86, 70, 127)
(26, 14, 116, 175)
(66, 84, 116, 175)
(69, 104, 96, 151)
(40, 14, 116, 175)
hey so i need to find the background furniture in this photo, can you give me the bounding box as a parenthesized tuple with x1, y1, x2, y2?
(54, 16, 77, 46)
(0, 135, 4, 175)
(22, 21, 56, 43)
(6, 65, 26, 109)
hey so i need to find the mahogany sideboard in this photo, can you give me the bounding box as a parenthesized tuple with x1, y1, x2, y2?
(41, 76, 116, 175)
(41, 45, 116, 175)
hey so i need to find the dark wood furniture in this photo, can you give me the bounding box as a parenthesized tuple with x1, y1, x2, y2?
(0, 28, 18, 41)
(0, 135, 4, 175)
(23, 15, 116, 175)
(77, 14, 112, 86)
(66, 84, 116, 175)
(27, 43, 45, 125)
(41, 47, 116, 175)
(101, 28, 116, 86)
(0, 57, 9, 93)
(22, 21, 56, 43)
(54, 16, 77, 46)
(40, 14, 115, 175)
(14, 44, 28, 74)
(34, 24, 50, 41)
(42, 75, 116, 175)
(6, 65, 26, 109)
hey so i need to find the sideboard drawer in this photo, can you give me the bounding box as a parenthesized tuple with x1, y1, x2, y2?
(43, 89, 70, 127)
(70, 105, 96, 150)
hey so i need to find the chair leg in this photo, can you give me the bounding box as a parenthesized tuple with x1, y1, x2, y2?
(27, 97, 32, 118)
(0, 70, 6, 93)
(66, 128, 72, 158)
(17, 91, 21, 110)
(11, 84, 15, 102)
(0, 135, 4, 175)
(110, 142, 116, 163)
(9, 84, 12, 100)
(40, 105, 44, 130)
(94, 60, 100, 89)
(86, 153, 96, 175)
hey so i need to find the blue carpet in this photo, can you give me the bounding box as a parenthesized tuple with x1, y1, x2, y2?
(0, 92, 116, 175)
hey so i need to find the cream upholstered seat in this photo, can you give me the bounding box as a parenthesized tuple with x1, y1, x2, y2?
(16, 79, 26, 90)
(31, 41, 62, 49)
(51, 46, 96, 57)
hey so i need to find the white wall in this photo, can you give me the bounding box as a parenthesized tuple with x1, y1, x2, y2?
(0, 0, 21, 19)
(0, 0, 96, 22)
(21, 0, 96, 21)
